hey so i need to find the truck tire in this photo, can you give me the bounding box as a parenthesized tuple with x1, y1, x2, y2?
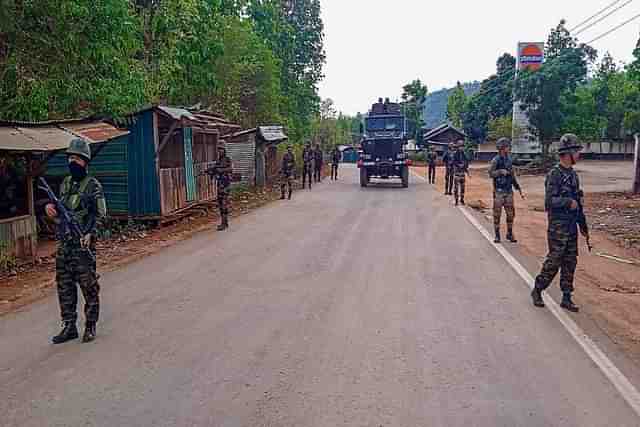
(401, 166, 409, 188)
(360, 167, 368, 187)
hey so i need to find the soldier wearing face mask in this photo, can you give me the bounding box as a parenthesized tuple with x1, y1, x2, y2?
(45, 139, 107, 344)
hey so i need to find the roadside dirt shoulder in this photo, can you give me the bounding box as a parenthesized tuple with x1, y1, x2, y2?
(413, 164, 640, 365)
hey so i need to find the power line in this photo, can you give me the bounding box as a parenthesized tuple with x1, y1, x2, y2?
(586, 12, 640, 43)
(574, 0, 635, 36)
(570, 0, 624, 32)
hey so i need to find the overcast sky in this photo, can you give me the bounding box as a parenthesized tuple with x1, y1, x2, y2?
(318, 0, 640, 115)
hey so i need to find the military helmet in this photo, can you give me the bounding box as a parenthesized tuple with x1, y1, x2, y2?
(496, 137, 511, 150)
(557, 133, 583, 154)
(66, 138, 91, 161)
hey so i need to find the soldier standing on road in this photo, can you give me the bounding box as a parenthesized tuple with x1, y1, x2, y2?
(330, 146, 341, 180)
(214, 146, 233, 231)
(442, 142, 456, 195)
(45, 139, 107, 344)
(280, 145, 296, 200)
(313, 143, 324, 183)
(489, 138, 525, 243)
(452, 140, 470, 206)
(531, 134, 590, 313)
(426, 147, 437, 184)
(302, 143, 314, 189)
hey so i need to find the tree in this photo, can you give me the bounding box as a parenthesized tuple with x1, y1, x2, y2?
(447, 82, 467, 128)
(401, 79, 428, 140)
(487, 116, 514, 141)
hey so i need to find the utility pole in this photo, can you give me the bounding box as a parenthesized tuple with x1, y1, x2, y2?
(634, 133, 640, 194)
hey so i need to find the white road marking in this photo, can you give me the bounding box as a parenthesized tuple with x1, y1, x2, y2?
(410, 169, 640, 417)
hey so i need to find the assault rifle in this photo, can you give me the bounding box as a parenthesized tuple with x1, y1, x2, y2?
(38, 177, 96, 262)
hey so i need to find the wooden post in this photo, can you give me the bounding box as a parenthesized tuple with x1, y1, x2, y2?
(634, 134, 640, 194)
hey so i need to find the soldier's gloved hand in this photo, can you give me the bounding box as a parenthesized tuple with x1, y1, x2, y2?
(569, 200, 579, 210)
(500, 169, 510, 176)
(81, 234, 92, 248)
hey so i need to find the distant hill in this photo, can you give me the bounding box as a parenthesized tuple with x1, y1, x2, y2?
(421, 81, 481, 129)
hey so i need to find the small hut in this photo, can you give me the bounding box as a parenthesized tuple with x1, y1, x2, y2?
(0, 119, 128, 259)
(45, 106, 240, 220)
(225, 126, 288, 187)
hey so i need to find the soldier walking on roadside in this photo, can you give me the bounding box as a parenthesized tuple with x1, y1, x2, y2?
(426, 147, 437, 184)
(531, 134, 590, 313)
(45, 139, 107, 344)
(489, 138, 525, 243)
(280, 145, 296, 200)
(302, 143, 314, 189)
(313, 143, 324, 183)
(452, 140, 470, 206)
(330, 146, 341, 180)
(442, 142, 456, 195)
(213, 146, 233, 231)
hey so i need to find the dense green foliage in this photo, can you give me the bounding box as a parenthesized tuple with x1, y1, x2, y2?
(421, 82, 480, 128)
(0, 0, 325, 143)
(401, 79, 428, 140)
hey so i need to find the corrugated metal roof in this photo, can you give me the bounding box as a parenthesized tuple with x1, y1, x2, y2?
(258, 126, 287, 142)
(157, 106, 197, 121)
(0, 122, 129, 152)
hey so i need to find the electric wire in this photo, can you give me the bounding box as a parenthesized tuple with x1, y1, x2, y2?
(586, 12, 640, 43)
(569, 0, 624, 32)
(574, 0, 635, 36)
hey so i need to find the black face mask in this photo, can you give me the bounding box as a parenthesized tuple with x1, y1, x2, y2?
(69, 161, 87, 181)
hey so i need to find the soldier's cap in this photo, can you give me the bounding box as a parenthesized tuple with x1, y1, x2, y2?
(557, 133, 583, 154)
(496, 137, 511, 149)
(66, 138, 91, 161)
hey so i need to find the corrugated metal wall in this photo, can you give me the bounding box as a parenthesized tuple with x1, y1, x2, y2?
(127, 111, 161, 217)
(45, 135, 130, 215)
(226, 136, 256, 186)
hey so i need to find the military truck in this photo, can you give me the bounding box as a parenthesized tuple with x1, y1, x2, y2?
(357, 98, 410, 188)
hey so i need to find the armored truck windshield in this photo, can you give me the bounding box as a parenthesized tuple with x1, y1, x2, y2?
(365, 116, 404, 133)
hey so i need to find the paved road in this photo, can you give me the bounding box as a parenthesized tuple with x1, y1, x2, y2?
(1, 165, 638, 426)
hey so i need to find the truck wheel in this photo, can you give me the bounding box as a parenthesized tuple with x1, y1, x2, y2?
(401, 166, 409, 188)
(360, 167, 368, 187)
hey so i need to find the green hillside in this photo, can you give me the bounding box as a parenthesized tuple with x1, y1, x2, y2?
(422, 82, 481, 129)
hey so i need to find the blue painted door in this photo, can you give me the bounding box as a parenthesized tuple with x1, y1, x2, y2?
(183, 128, 196, 201)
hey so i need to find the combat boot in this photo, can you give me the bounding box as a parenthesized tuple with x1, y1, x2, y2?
(280, 192, 286, 200)
(217, 217, 228, 231)
(460, 197, 465, 206)
(455, 198, 459, 206)
(52, 322, 79, 344)
(531, 288, 545, 308)
(560, 294, 579, 312)
(494, 229, 501, 244)
(82, 321, 96, 343)
(288, 189, 292, 200)
(506, 229, 518, 243)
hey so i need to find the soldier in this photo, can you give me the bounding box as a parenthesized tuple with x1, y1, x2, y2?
(280, 145, 296, 200)
(442, 142, 456, 195)
(452, 140, 470, 206)
(313, 143, 324, 183)
(302, 143, 314, 189)
(44, 139, 107, 344)
(330, 146, 341, 180)
(531, 134, 590, 313)
(426, 147, 437, 184)
(489, 138, 525, 243)
(213, 146, 233, 231)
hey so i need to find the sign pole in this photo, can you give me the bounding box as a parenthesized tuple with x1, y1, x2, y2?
(634, 133, 640, 194)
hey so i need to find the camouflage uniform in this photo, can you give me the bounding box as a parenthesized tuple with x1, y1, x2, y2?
(280, 150, 295, 199)
(452, 147, 469, 205)
(488, 139, 521, 243)
(442, 145, 455, 195)
(313, 146, 324, 183)
(330, 148, 341, 180)
(426, 151, 437, 184)
(302, 146, 314, 189)
(215, 154, 233, 230)
(50, 138, 107, 344)
(56, 176, 106, 325)
(532, 134, 588, 312)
